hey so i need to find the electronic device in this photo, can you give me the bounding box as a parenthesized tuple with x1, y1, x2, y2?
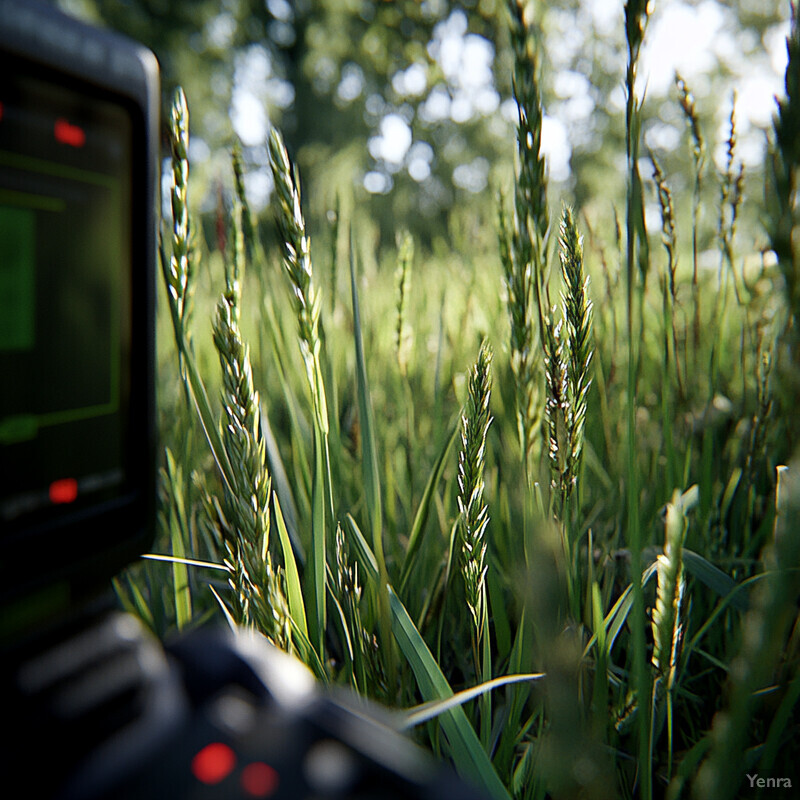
(0, 0, 157, 624)
(0, 3, 487, 798)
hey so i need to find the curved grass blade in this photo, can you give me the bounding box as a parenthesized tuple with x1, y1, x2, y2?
(683, 549, 748, 612)
(142, 554, 227, 571)
(113, 576, 155, 631)
(263, 409, 304, 565)
(582, 559, 658, 659)
(344, 518, 509, 797)
(209, 584, 238, 631)
(397, 672, 544, 731)
(273, 493, 308, 640)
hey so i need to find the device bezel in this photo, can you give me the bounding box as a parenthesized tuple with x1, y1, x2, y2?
(0, 0, 159, 628)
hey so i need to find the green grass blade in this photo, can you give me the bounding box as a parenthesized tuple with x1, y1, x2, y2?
(344, 518, 509, 797)
(164, 449, 192, 630)
(399, 420, 458, 591)
(208, 583, 238, 631)
(591, 580, 609, 727)
(684, 572, 767, 661)
(308, 424, 327, 658)
(141, 554, 227, 571)
(263, 409, 304, 566)
(287, 614, 328, 682)
(683, 549, 748, 612)
(273, 492, 308, 640)
(349, 234, 395, 683)
(113, 575, 155, 631)
(349, 234, 384, 569)
(582, 560, 658, 659)
(388, 587, 512, 800)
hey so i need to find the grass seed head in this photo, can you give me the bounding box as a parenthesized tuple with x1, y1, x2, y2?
(458, 340, 494, 628)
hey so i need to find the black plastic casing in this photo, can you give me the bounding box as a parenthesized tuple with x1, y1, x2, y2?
(0, 0, 159, 638)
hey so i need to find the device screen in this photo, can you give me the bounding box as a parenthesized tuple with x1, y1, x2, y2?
(0, 68, 134, 532)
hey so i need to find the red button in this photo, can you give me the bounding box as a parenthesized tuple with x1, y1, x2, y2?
(49, 478, 78, 504)
(191, 742, 237, 785)
(241, 762, 279, 798)
(54, 118, 86, 148)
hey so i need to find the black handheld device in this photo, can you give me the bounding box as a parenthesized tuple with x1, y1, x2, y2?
(0, 4, 488, 799)
(0, 0, 158, 622)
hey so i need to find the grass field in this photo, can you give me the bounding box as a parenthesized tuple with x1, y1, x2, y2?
(116, 2, 800, 798)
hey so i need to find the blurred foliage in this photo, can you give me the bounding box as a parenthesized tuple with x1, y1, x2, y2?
(56, 0, 789, 248)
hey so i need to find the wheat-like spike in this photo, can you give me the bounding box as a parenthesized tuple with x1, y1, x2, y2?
(675, 73, 705, 354)
(675, 74, 704, 168)
(558, 207, 593, 499)
(650, 155, 677, 298)
(164, 87, 192, 337)
(335, 525, 369, 684)
(650, 156, 686, 401)
(625, 0, 650, 64)
(268, 128, 319, 349)
(213, 295, 272, 622)
(508, 0, 548, 247)
(209, 179, 295, 642)
(395, 230, 413, 375)
(543, 309, 568, 498)
(265, 561, 292, 650)
(268, 128, 328, 434)
(458, 341, 493, 630)
(719, 98, 745, 265)
(328, 196, 340, 316)
(504, 0, 548, 466)
(231, 141, 257, 253)
(652, 491, 687, 690)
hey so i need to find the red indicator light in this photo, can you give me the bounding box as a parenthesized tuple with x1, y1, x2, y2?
(0, 101, 4, 121)
(241, 762, 279, 798)
(54, 117, 86, 148)
(49, 478, 78, 504)
(191, 742, 236, 785)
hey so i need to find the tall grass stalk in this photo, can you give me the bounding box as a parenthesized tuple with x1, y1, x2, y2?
(676, 74, 705, 357)
(503, 0, 548, 472)
(624, 0, 652, 795)
(651, 153, 681, 494)
(268, 128, 333, 657)
(395, 230, 413, 376)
